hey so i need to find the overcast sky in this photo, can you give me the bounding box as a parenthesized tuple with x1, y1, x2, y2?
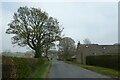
(0, 2, 118, 52)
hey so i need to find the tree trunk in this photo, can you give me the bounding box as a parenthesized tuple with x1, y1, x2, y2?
(45, 48, 49, 61)
(46, 56, 49, 61)
(34, 48, 42, 58)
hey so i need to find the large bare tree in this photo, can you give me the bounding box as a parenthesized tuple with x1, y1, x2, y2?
(6, 6, 63, 58)
(83, 38, 91, 44)
(58, 37, 76, 60)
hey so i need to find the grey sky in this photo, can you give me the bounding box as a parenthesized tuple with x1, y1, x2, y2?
(1, 2, 118, 52)
(0, 2, 2, 53)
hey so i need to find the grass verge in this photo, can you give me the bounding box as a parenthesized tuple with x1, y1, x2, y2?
(66, 61, 119, 78)
(30, 60, 51, 78)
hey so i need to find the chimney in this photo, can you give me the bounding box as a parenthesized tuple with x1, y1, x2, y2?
(77, 41, 80, 50)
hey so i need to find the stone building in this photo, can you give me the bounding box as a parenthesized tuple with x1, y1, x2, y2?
(76, 41, 119, 64)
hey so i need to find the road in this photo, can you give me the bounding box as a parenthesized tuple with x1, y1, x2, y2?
(48, 60, 111, 78)
(0, 56, 1, 78)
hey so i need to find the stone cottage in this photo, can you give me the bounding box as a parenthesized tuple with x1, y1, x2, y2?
(76, 41, 119, 64)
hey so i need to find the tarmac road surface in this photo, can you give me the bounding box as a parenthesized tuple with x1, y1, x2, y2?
(48, 60, 111, 78)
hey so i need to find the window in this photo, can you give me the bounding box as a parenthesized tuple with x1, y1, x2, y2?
(93, 53, 96, 55)
(86, 46, 89, 48)
(103, 47, 106, 49)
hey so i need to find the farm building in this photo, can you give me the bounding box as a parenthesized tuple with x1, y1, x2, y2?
(76, 41, 119, 64)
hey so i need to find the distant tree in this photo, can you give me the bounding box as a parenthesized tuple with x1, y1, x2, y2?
(58, 37, 76, 60)
(83, 38, 91, 44)
(43, 42, 55, 60)
(113, 43, 120, 45)
(6, 6, 63, 58)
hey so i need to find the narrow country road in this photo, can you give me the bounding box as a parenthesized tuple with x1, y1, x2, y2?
(48, 60, 111, 78)
(0, 56, 1, 78)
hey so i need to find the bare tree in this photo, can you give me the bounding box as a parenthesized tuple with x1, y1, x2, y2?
(58, 37, 76, 60)
(6, 6, 63, 58)
(83, 38, 91, 44)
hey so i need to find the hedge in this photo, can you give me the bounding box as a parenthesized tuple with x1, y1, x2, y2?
(86, 55, 120, 70)
(2, 56, 47, 78)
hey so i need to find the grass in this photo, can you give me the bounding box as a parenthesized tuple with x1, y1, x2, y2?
(30, 60, 51, 78)
(66, 61, 119, 78)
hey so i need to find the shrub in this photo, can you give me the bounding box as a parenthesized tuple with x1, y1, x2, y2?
(2, 56, 16, 78)
(2, 56, 47, 78)
(86, 55, 120, 70)
(10, 57, 32, 78)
